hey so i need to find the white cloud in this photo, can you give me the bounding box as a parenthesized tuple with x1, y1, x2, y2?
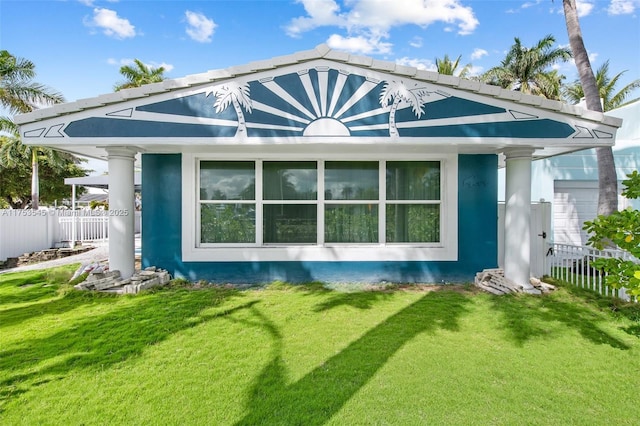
(467, 65, 484, 77)
(409, 36, 423, 48)
(395, 57, 437, 72)
(576, 0, 595, 17)
(107, 58, 174, 73)
(521, 1, 542, 9)
(185, 11, 216, 43)
(286, 0, 346, 37)
(85, 8, 136, 39)
(326, 34, 392, 55)
(471, 48, 488, 60)
(395, 56, 483, 77)
(286, 0, 479, 42)
(608, 0, 638, 15)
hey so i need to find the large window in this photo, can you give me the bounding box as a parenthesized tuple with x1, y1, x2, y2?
(263, 161, 317, 244)
(325, 161, 379, 243)
(198, 160, 442, 246)
(199, 161, 255, 244)
(386, 161, 440, 243)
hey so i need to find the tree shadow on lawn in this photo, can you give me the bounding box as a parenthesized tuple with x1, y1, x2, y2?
(490, 290, 631, 350)
(0, 285, 247, 409)
(232, 288, 471, 426)
(0, 266, 77, 306)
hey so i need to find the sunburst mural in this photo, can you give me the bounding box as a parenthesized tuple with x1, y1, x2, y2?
(50, 65, 588, 140)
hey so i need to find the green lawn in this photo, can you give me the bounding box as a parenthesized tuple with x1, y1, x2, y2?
(1, 266, 639, 425)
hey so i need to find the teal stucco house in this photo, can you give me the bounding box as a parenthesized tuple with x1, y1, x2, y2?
(15, 45, 621, 288)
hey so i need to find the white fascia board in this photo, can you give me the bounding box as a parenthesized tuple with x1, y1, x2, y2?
(518, 94, 544, 106)
(414, 69, 439, 82)
(370, 59, 397, 73)
(315, 43, 332, 57)
(348, 54, 374, 67)
(476, 84, 502, 97)
(602, 115, 623, 127)
(323, 49, 351, 62)
(456, 79, 481, 92)
(246, 59, 276, 73)
(435, 74, 460, 87)
(393, 65, 417, 77)
(496, 89, 522, 102)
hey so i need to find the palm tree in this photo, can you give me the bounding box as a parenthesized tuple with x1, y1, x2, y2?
(562, 0, 617, 216)
(113, 59, 166, 91)
(379, 81, 428, 137)
(435, 54, 472, 78)
(0, 120, 65, 209)
(1, 50, 65, 209)
(207, 82, 252, 136)
(0, 50, 64, 117)
(481, 35, 571, 100)
(563, 60, 640, 111)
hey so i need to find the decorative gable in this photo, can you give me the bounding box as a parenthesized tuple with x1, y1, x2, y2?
(29, 62, 599, 142)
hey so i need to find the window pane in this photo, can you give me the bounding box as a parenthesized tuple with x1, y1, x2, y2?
(386, 161, 440, 200)
(263, 162, 317, 200)
(325, 204, 378, 243)
(386, 204, 440, 243)
(201, 204, 255, 243)
(200, 161, 255, 200)
(325, 161, 378, 200)
(264, 204, 317, 243)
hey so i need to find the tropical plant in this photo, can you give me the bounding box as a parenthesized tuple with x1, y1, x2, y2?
(0, 50, 64, 116)
(435, 54, 472, 78)
(113, 59, 166, 91)
(562, 60, 640, 111)
(561, 0, 618, 216)
(207, 82, 252, 136)
(481, 34, 571, 100)
(0, 131, 87, 208)
(0, 51, 66, 209)
(583, 171, 640, 295)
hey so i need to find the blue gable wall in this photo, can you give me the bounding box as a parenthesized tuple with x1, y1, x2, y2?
(142, 153, 498, 284)
(62, 66, 578, 140)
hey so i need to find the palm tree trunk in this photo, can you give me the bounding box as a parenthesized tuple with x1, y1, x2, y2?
(563, 0, 618, 216)
(234, 100, 246, 136)
(31, 149, 39, 210)
(389, 97, 401, 137)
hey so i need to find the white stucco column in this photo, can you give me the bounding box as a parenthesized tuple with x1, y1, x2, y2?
(106, 147, 137, 279)
(504, 148, 538, 293)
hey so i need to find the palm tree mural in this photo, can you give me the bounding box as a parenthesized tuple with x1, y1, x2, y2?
(207, 82, 252, 136)
(379, 81, 428, 137)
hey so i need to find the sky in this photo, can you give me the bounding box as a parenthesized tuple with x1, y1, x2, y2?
(1, 0, 639, 174)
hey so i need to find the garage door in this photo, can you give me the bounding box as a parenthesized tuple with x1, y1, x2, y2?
(553, 180, 628, 246)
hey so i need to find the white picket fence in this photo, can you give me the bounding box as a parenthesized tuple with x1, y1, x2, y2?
(547, 242, 638, 302)
(0, 209, 140, 261)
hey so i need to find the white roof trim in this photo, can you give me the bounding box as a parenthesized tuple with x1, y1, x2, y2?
(14, 44, 623, 129)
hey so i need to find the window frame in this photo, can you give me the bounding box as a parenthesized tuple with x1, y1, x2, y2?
(182, 152, 458, 262)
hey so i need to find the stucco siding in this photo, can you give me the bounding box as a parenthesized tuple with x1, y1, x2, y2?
(141, 153, 497, 284)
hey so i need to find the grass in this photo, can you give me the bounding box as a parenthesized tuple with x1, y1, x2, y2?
(1, 267, 639, 425)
